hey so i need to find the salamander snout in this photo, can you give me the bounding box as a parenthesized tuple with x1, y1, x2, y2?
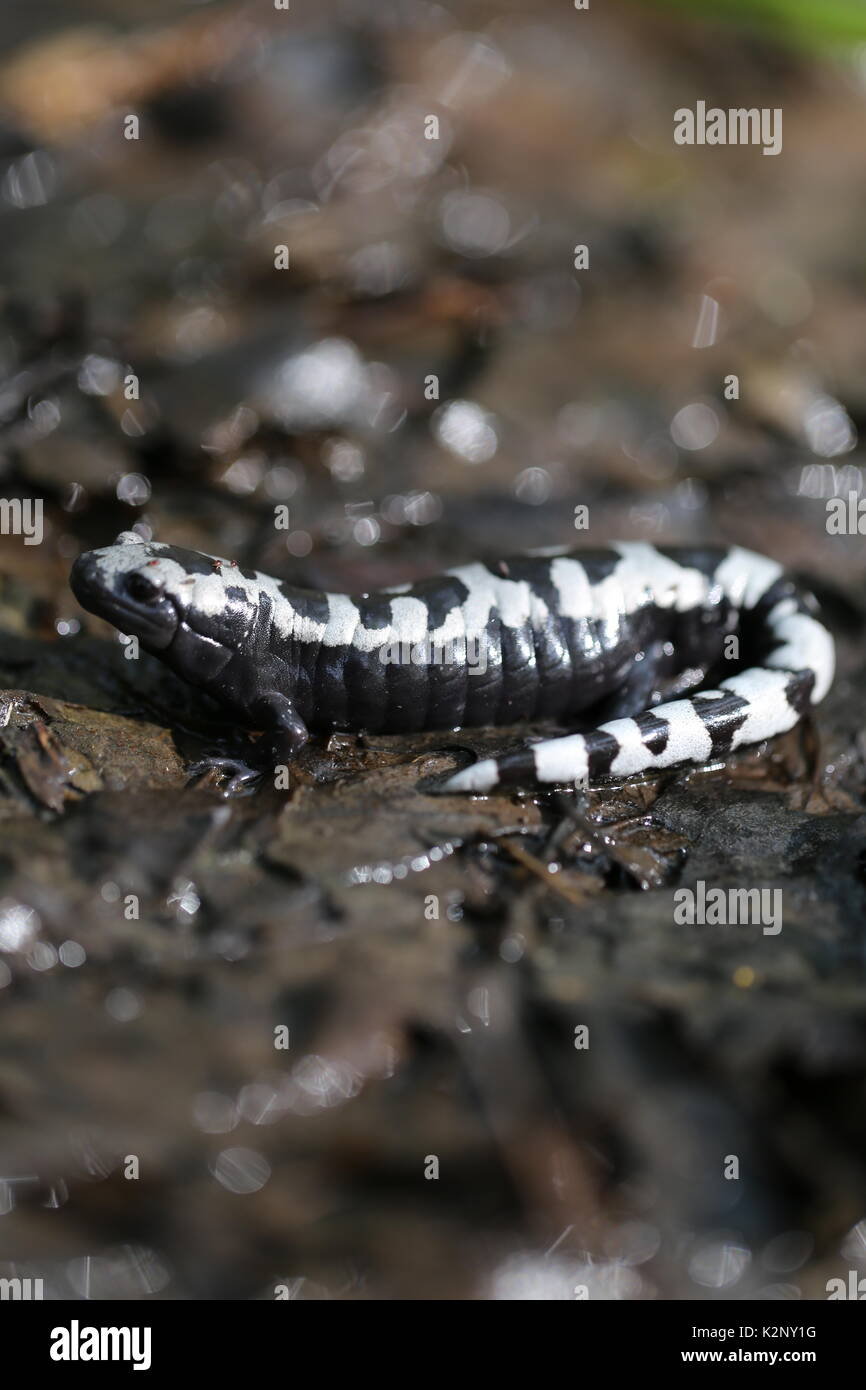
(70, 547, 179, 651)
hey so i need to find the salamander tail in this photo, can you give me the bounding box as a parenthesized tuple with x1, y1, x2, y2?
(440, 659, 831, 795)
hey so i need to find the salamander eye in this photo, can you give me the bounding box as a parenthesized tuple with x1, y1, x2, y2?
(126, 571, 164, 603)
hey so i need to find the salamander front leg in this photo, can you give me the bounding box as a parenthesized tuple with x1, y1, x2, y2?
(187, 693, 308, 796)
(249, 691, 309, 767)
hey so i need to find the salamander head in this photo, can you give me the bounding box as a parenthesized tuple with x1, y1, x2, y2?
(70, 533, 262, 682)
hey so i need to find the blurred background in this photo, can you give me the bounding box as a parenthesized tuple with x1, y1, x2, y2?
(2, 0, 866, 1300)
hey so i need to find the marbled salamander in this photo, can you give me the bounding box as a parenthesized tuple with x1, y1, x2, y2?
(71, 532, 834, 793)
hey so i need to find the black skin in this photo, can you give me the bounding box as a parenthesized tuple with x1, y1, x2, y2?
(183, 695, 308, 795)
(247, 692, 309, 762)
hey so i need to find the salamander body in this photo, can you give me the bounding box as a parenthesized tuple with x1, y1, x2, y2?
(70, 533, 834, 792)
